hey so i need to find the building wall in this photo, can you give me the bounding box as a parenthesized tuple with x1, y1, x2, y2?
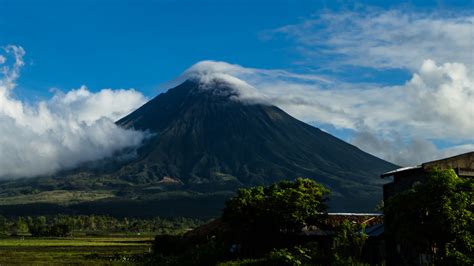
(383, 152, 473, 265)
(383, 169, 425, 202)
(423, 152, 474, 172)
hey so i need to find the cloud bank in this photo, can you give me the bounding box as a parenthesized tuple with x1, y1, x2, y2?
(0, 45, 147, 178)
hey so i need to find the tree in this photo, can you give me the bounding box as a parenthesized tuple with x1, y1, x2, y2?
(384, 168, 473, 265)
(333, 219, 368, 264)
(222, 178, 330, 253)
(13, 217, 29, 235)
(0, 215, 9, 235)
(28, 216, 49, 236)
(49, 222, 72, 237)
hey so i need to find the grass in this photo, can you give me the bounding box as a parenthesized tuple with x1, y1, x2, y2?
(0, 235, 153, 265)
(0, 190, 115, 205)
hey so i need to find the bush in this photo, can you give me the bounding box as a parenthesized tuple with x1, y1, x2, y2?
(267, 247, 311, 266)
(49, 223, 72, 237)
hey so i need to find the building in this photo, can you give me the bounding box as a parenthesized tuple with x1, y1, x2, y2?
(300, 213, 385, 265)
(381, 151, 474, 202)
(381, 152, 474, 265)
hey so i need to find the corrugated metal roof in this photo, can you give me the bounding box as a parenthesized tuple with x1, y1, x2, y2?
(381, 152, 474, 178)
(380, 165, 421, 178)
(328, 213, 382, 216)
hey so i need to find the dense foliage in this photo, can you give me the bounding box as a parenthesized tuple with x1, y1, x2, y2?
(152, 219, 370, 266)
(223, 178, 329, 235)
(384, 169, 473, 265)
(221, 178, 329, 255)
(0, 215, 203, 237)
(333, 220, 368, 264)
(151, 178, 373, 265)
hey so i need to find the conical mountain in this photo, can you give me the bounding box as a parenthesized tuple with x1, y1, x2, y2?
(0, 77, 397, 217)
(116, 78, 397, 211)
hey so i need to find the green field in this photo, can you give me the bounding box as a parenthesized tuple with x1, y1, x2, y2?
(0, 235, 153, 265)
(0, 190, 116, 206)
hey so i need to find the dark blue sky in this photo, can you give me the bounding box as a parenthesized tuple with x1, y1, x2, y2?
(1, 0, 469, 99)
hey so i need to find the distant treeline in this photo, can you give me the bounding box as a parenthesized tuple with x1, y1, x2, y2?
(0, 215, 205, 237)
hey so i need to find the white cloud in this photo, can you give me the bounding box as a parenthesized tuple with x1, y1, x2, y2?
(178, 61, 271, 104)
(255, 8, 474, 165)
(0, 46, 147, 179)
(0, 45, 25, 90)
(50, 86, 146, 124)
(268, 9, 474, 71)
(179, 59, 474, 166)
(351, 132, 474, 167)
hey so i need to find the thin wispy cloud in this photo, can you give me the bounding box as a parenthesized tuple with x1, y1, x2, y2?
(267, 9, 474, 71)
(254, 8, 474, 165)
(0, 45, 25, 89)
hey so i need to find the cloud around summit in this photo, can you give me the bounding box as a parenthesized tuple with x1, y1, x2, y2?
(177, 56, 473, 166)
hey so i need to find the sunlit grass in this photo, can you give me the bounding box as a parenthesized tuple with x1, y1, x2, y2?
(0, 190, 115, 205)
(0, 236, 152, 264)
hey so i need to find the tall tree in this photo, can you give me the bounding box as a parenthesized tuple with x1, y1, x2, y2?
(384, 169, 473, 265)
(222, 178, 330, 253)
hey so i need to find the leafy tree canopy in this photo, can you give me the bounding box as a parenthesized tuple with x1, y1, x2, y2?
(222, 178, 330, 238)
(384, 168, 473, 265)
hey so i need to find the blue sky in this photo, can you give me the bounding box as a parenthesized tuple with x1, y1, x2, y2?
(2, 0, 321, 98)
(0, 0, 473, 171)
(2, 0, 469, 98)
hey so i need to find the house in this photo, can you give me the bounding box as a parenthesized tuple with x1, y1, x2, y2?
(301, 213, 385, 265)
(381, 152, 474, 265)
(381, 151, 474, 202)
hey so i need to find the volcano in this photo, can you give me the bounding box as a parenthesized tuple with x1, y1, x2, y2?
(115, 78, 396, 210)
(0, 77, 397, 217)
